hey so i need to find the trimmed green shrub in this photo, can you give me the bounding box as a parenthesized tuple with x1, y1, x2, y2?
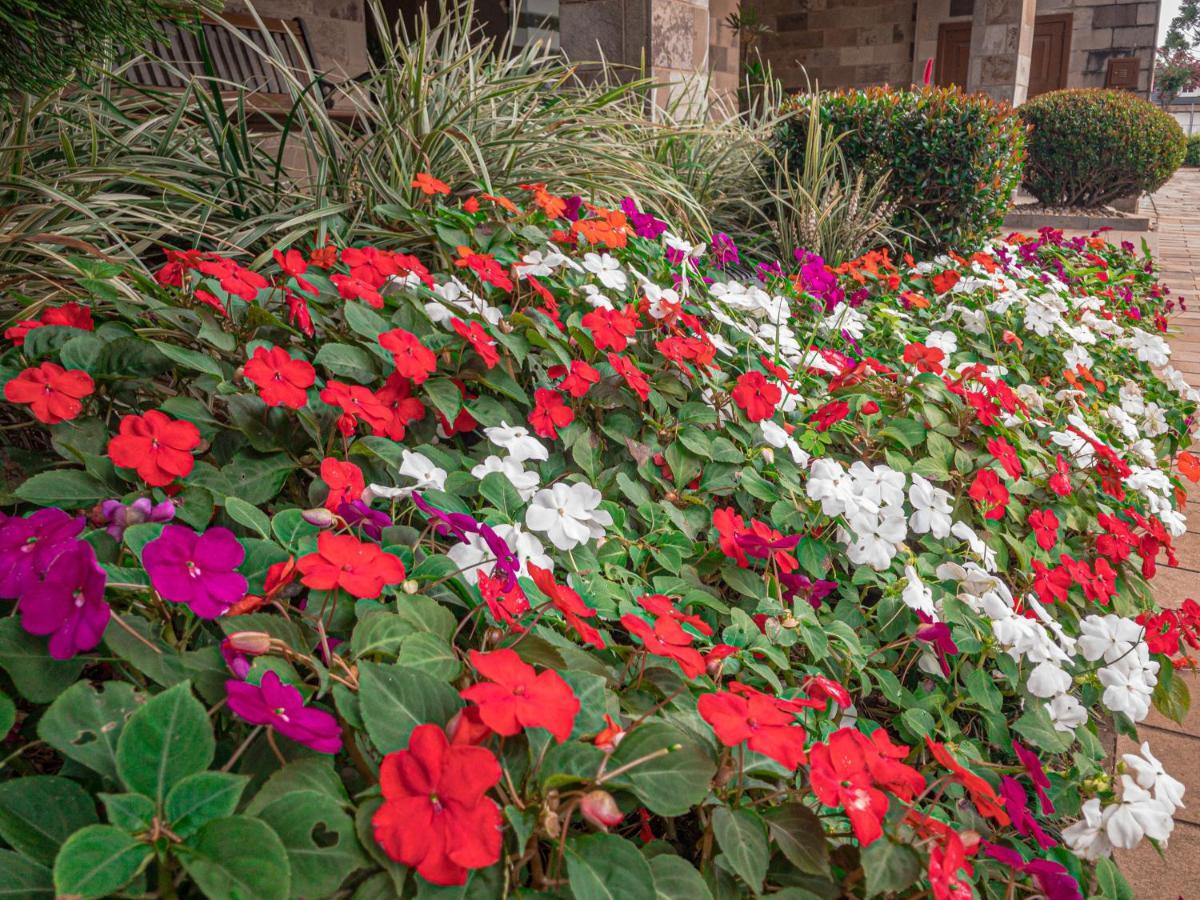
(1020, 88, 1187, 206)
(779, 86, 1026, 253)
(1186, 134, 1200, 168)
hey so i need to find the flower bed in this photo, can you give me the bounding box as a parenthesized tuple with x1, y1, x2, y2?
(0, 180, 1196, 899)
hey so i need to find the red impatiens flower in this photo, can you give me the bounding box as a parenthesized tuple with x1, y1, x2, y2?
(476, 571, 529, 630)
(621, 612, 707, 679)
(808, 727, 925, 845)
(698, 682, 810, 770)
(451, 318, 499, 369)
(272, 248, 317, 297)
(412, 172, 451, 195)
(637, 594, 712, 636)
(903, 342, 946, 375)
(4, 362, 94, 425)
(1032, 559, 1071, 605)
(986, 437, 1023, 480)
(243, 345, 315, 409)
(5, 302, 94, 346)
(297, 531, 406, 599)
(331, 273, 383, 309)
(320, 380, 392, 436)
(372, 724, 502, 886)
(550, 360, 601, 398)
(731, 371, 782, 422)
(320, 457, 365, 512)
(196, 256, 268, 301)
(528, 564, 605, 649)
(379, 328, 437, 384)
(454, 246, 514, 292)
(607, 352, 650, 401)
(1027, 508, 1059, 551)
(582, 306, 639, 352)
(284, 289, 315, 337)
(460, 649, 580, 743)
(107, 410, 201, 487)
(809, 399, 849, 432)
(925, 738, 1010, 825)
(1048, 454, 1073, 497)
(968, 468, 1009, 520)
(374, 373, 426, 441)
(931, 270, 961, 294)
(528, 388, 574, 439)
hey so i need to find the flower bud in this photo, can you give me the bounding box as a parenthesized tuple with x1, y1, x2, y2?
(402, 579, 420, 595)
(761, 447, 775, 465)
(580, 790, 624, 831)
(226, 631, 272, 655)
(301, 507, 337, 528)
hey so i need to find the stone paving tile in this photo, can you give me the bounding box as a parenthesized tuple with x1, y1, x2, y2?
(1116, 731, 1200, 827)
(1148, 566, 1200, 610)
(1115, 818, 1200, 898)
(1137, 669, 1200, 736)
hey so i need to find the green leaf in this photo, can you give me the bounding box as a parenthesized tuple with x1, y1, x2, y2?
(606, 722, 715, 817)
(424, 377, 464, 422)
(315, 342, 380, 384)
(354, 799, 408, 894)
(861, 839, 921, 898)
(649, 854, 713, 900)
(166, 772, 250, 839)
(103, 614, 187, 688)
(344, 302, 390, 342)
(0, 849, 52, 897)
(13, 469, 108, 507)
(1095, 857, 1134, 900)
(478, 471, 524, 519)
(38, 680, 144, 782)
(100, 793, 156, 833)
(225, 496, 272, 539)
(151, 340, 228, 378)
(1152, 659, 1191, 724)
(565, 833, 656, 900)
(116, 682, 215, 806)
(0, 776, 98, 866)
(711, 808, 768, 893)
(1012, 704, 1072, 753)
(358, 662, 462, 753)
(880, 417, 927, 450)
(0, 690, 14, 740)
(52, 825, 150, 900)
(178, 816, 291, 900)
(246, 758, 348, 816)
(256, 791, 368, 897)
(395, 631, 462, 681)
(964, 667, 1003, 713)
(764, 803, 830, 877)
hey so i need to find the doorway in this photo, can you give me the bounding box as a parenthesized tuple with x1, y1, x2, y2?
(934, 21, 971, 89)
(1028, 14, 1072, 97)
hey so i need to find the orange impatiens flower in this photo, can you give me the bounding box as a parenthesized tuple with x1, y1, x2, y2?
(4, 362, 94, 425)
(412, 172, 450, 196)
(1178, 451, 1200, 484)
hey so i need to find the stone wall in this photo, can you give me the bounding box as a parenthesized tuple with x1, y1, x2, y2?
(1037, 0, 1158, 95)
(223, 0, 369, 80)
(740, 0, 919, 93)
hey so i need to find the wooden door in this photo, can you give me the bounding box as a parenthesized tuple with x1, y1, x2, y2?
(935, 22, 972, 89)
(1028, 14, 1072, 98)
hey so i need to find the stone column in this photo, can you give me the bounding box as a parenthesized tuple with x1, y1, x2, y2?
(559, 0, 652, 70)
(965, 0, 1037, 105)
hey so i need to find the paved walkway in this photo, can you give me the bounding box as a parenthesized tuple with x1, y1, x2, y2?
(1110, 169, 1200, 897)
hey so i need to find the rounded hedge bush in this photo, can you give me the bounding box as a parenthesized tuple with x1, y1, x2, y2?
(1186, 134, 1200, 168)
(1020, 88, 1186, 206)
(779, 86, 1026, 253)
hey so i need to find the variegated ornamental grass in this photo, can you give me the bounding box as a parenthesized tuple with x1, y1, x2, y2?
(0, 180, 1197, 899)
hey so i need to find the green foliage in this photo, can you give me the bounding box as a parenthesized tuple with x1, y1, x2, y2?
(1020, 88, 1188, 206)
(0, 0, 211, 96)
(778, 86, 1026, 252)
(1185, 134, 1200, 168)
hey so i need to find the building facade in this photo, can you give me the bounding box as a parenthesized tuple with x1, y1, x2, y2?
(214, 0, 1160, 108)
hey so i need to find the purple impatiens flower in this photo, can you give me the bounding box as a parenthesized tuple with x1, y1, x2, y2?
(226, 670, 342, 754)
(143, 525, 247, 619)
(18, 540, 110, 659)
(0, 508, 84, 598)
(100, 497, 175, 541)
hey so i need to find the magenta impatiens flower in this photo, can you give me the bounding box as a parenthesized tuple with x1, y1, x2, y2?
(225, 671, 342, 754)
(100, 497, 176, 541)
(17, 540, 110, 659)
(0, 508, 84, 598)
(143, 525, 247, 618)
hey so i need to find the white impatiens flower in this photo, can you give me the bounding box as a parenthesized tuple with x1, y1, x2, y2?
(1098, 660, 1157, 723)
(924, 330, 958, 357)
(448, 524, 552, 585)
(908, 474, 953, 539)
(1026, 661, 1072, 698)
(806, 458, 856, 517)
(1046, 693, 1088, 733)
(1063, 798, 1114, 860)
(525, 482, 613, 551)
(848, 462, 906, 508)
(951, 521, 997, 571)
(1104, 776, 1175, 848)
(367, 450, 446, 499)
(1123, 742, 1186, 811)
(471, 455, 540, 501)
(483, 422, 548, 463)
(900, 566, 936, 618)
(582, 252, 628, 292)
(759, 421, 810, 467)
(1121, 328, 1171, 367)
(1077, 614, 1142, 663)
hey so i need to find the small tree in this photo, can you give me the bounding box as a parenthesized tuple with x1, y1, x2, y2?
(1156, 47, 1200, 105)
(0, 0, 213, 98)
